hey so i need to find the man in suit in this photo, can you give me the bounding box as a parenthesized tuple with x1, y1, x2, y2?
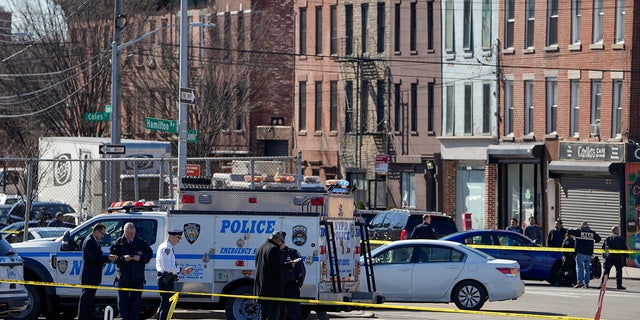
(77, 223, 118, 319)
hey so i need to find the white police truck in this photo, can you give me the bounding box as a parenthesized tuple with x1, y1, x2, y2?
(10, 162, 381, 320)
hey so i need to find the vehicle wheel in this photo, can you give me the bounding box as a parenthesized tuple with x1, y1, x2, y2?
(7, 284, 43, 320)
(139, 306, 157, 319)
(225, 286, 260, 320)
(452, 280, 486, 310)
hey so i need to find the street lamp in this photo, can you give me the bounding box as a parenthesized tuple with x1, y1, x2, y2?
(108, 0, 213, 203)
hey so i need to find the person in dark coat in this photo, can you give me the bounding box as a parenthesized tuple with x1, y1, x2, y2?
(506, 218, 523, 234)
(410, 214, 437, 239)
(77, 223, 118, 319)
(524, 216, 543, 244)
(48, 212, 66, 227)
(547, 219, 568, 248)
(569, 221, 601, 288)
(558, 232, 576, 286)
(281, 245, 305, 320)
(254, 231, 287, 320)
(110, 222, 153, 320)
(598, 226, 628, 290)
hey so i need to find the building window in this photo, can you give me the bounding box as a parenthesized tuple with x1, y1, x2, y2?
(505, 80, 514, 135)
(445, 85, 455, 135)
(463, 0, 472, 51)
(315, 81, 322, 131)
(361, 3, 368, 53)
(299, 8, 307, 55)
(411, 83, 418, 131)
(299, 81, 307, 131)
(377, 2, 385, 53)
(361, 80, 369, 133)
(394, 4, 400, 52)
(345, 80, 353, 132)
(345, 5, 353, 55)
(571, 0, 582, 44)
(330, 6, 337, 54)
(525, 0, 535, 48)
(427, 1, 434, 50)
(612, 80, 622, 137)
(546, 77, 558, 133)
(524, 80, 534, 135)
(376, 80, 385, 132)
(401, 172, 416, 208)
(547, 0, 558, 46)
(615, 0, 625, 43)
(330, 81, 338, 131)
(570, 80, 580, 137)
(445, 0, 454, 52)
(428, 82, 435, 132)
(410, 2, 417, 51)
(505, 0, 515, 49)
(237, 13, 245, 61)
(315, 6, 322, 55)
(482, 82, 491, 135)
(161, 19, 168, 61)
(592, 0, 604, 44)
(590, 79, 602, 128)
(394, 83, 401, 131)
(464, 83, 473, 135)
(481, 0, 492, 50)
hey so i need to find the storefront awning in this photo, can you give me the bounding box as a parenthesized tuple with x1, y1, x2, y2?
(548, 161, 618, 176)
(487, 142, 544, 163)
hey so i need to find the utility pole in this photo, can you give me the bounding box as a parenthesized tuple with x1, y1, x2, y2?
(177, 0, 188, 189)
(107, 0, 125, 206)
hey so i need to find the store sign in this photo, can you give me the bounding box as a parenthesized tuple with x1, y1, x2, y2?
(626, 143, 640, 163)
(559, 142, 623, 161)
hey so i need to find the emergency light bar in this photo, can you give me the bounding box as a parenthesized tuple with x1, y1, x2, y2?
(107, 200, 158, 213)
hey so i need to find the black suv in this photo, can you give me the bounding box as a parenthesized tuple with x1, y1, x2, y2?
(6, 201, 76, 226)
(368, 209, 458, 241)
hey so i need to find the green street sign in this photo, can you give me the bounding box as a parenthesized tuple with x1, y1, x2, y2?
(85, 112, 110, 122)
(145, 117, 177, 133)
(105, 105, 112, 113)
(187, 130, 198, 142)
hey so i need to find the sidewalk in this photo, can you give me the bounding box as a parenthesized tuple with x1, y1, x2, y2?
(623, 266, 640, 280)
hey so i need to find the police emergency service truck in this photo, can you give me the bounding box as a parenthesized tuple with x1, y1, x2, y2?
(10, 170, 380, 319)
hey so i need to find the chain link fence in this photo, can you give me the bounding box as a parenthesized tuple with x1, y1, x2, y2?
(1, 156, 299, 223)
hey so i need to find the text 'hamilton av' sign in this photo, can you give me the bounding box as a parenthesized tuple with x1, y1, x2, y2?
(145, 117, 177, 133)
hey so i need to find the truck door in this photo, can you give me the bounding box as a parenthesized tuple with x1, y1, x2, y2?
(279, 217, 319, 298)
(57, 217, 162, 298)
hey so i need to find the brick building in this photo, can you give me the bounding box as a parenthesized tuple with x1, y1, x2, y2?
(494, 0, 639, 249)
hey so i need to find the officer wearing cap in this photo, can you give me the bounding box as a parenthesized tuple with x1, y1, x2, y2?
(254, 231, 288, 320)
(155, 228, 193, 320)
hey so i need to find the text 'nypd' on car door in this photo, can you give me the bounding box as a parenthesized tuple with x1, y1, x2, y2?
(410, 244, 464, 300)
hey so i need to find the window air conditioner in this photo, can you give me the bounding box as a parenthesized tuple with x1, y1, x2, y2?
(590, 123, 600, 137)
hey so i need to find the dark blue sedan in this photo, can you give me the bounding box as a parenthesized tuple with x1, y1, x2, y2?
(442, 230, 565, 283)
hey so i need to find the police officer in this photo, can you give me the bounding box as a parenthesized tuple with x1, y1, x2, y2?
(599, 226, 628, 290)
(110, 222, 153, 320)
(281, 244, 305, 320)
(569, 221, 601, 288)
(410, 214, 437, 239)
(155, 229, 193, 320)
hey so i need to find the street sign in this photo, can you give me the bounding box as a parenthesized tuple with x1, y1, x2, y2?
(179, 87, 197, 104)
(186, 164, 200, 176)
(187, 130, 198, 143)
(104, 105, 112, 113)
(99, 144, 126, 155)
(84, 112, 110, 122)
(145, 117, 177, 133)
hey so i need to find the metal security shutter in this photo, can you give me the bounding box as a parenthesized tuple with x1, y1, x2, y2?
(264, 140, 289, 156)
(558, 175, 620, 237)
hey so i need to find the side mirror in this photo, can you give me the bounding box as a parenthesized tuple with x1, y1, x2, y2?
(61, 230, 74, 251)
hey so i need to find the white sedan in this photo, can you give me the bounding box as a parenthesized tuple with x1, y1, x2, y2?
(360, 239, 525, 310)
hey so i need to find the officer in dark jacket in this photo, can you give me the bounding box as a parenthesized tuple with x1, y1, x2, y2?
(599, 226, 628, 290)
(547, 219, 567, 247)
(110, 222, 153, 320)
(254, 231, 287, 320)
(78, 223, 118, 319)
(569, 221, 601, 288)
(559, 232, 576, 286)
(410, 214, 437, 239)
(281, 245, 305, 320)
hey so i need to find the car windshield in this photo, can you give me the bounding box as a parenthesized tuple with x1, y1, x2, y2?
(0, 238, 17, 255)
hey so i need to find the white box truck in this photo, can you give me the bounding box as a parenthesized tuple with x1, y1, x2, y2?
(38, 137, 172, 218)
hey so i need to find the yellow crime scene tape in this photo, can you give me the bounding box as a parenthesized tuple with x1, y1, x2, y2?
(0, 278, 598, 320)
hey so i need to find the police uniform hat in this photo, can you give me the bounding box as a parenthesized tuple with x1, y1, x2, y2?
(270, 231, 286, 242)
(168, 228, 183, 237)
